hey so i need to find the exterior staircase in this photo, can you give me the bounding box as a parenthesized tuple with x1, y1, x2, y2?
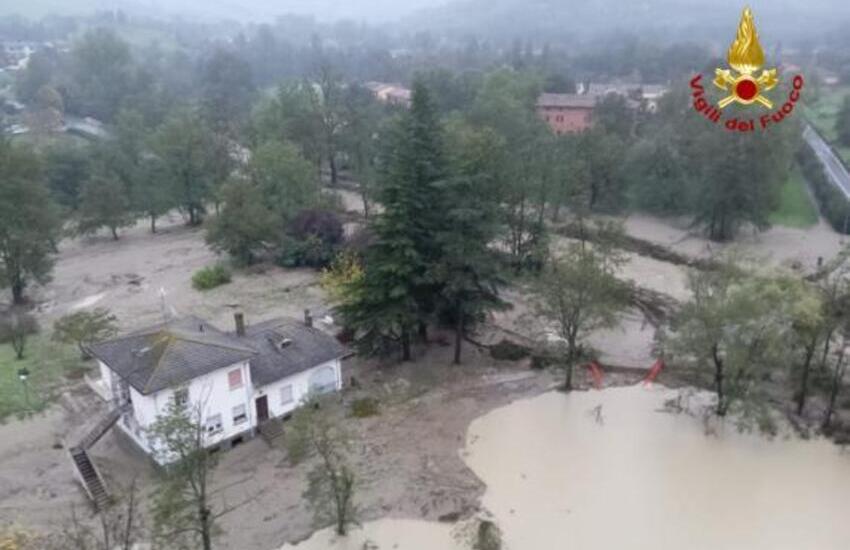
(68, 404, 128, 510)
(258, 419, 285, 444)
(70, 446, 111, 510)
(77, 405, 125, 450)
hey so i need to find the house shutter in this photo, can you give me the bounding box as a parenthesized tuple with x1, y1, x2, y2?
(228, 368, 243, 390)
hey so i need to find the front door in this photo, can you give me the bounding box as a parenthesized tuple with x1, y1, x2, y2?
(255, 395, 269, 423)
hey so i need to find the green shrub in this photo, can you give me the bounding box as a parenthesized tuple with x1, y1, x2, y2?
(475, 520, 502, 550)
(350, 397, 380, 418)
(192, 264, 232, 291)
(530, 353, 561, 370)
(490, 339, 531, 361)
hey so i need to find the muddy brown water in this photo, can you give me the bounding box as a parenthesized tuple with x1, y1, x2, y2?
(282, 386, 850, 549)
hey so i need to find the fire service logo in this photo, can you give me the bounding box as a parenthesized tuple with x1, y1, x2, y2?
(690, 7, 804, 132)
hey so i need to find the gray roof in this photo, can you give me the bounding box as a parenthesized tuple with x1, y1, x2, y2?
(536, 93, 597, 109)
(89, 316, 347, 395)
(242, 318, 349, 386)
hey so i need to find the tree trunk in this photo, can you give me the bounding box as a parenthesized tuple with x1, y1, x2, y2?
(418, 321, 428, 343)
(13, 335, 25, 360)
(401, 330, 411, 362)
(150, 214, 157, 234)
(712, 344, 727, 416)
(200, 506, 212, 550)
(564, 340, 577, 391)
(111, 226, 119, 240)
(454, 304, 463, 366)
(824, 346, 846, 429)
(361, 194, 370, 220)
(796, 339, 817, 416)
(818, 329, 834, 372)
(329, 152, 338, 186)
(335, 484, 346, 535)
(11, 280, 25, 305)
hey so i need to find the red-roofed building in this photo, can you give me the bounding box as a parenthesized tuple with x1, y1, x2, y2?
(536, 93, 596, 134)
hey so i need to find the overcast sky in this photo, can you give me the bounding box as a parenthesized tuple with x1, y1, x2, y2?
(4, 0, 850, 33)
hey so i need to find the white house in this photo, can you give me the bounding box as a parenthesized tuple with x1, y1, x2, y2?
(88, 313, 348, 462)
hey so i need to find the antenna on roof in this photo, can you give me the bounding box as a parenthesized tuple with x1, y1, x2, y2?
(160, 287, 177, 322)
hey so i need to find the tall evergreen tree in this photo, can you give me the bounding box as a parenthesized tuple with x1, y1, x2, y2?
(436, 122, 508, 364)
(339, 81, 447, 360)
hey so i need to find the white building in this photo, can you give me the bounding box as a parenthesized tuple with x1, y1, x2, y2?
(89, 313, 347, 463)
(586, 83, 669, 113)
(364, 81, 412, 108)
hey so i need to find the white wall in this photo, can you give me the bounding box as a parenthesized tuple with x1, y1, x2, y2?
(97, 360, 115, 401)
(255, 358, 342, 419)
(106, 357, 343, 461)
(117, 359, 254, 459)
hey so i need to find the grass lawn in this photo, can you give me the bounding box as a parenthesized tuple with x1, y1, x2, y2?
(0, 335, 85, 422)
(803, 86, 850, 165)
(770, 165, 819, 229)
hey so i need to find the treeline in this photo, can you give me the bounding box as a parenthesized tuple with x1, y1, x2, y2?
(4, 8, 716, 115)
(663, 255, 850, 432)
(798, 142, 850, 233)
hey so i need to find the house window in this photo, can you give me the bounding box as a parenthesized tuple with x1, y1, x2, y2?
(206, 414, 223, 435)
(232, 404, 247, 425)
(280, 385, 294, 405)
(228, 368, 243, 390)
(173, 388, 189, 408)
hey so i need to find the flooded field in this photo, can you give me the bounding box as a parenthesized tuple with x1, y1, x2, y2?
(465, 386, 850, 550)
(289, 386, 850, 550)
(279, 519, 465, 550)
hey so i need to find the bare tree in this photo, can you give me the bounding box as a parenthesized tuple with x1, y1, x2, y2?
(286, 396, 358, 536)
(44, 479, 144, 550)
(147, 400, 251, 550)
(309, 62, 344, 186)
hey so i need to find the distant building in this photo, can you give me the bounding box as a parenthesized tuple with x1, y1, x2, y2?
(587, 83, 668, 113)
(65, 116, 109, 140)
(537, 83, 669, 134)
(364, 82, 412, 108)
(536, 93, 596, 134)
(1, 41, 35, 71)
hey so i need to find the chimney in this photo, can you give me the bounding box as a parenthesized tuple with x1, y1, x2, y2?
(304, 309, 313, 328)
(234, 312, 245, 337)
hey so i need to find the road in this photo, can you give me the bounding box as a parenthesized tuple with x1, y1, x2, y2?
(803, 124, 850, 200)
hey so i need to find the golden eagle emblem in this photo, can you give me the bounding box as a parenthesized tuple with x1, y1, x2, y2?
(713, 7, 778, 109)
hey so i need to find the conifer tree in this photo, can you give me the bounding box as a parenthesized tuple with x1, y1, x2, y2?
(435, 123, 508, 364)
(339, 81, 447, 360)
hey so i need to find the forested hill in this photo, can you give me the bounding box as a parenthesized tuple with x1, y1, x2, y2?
(0, 0, 444, 23)
(403, 0, 850, 44)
